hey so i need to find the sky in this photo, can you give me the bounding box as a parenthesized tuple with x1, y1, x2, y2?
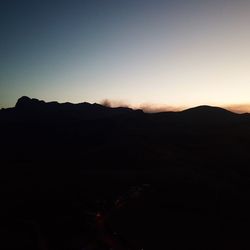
(1, 0, 250, 112)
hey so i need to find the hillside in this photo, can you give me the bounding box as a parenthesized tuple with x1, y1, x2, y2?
(1, 97, 250, 249)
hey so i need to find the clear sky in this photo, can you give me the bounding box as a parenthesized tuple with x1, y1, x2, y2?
(1, 0, 250, 112)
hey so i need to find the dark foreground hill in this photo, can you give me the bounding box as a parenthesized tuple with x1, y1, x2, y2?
(1, 96, 250, 249)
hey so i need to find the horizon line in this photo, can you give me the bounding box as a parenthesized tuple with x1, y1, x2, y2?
(2, 96, 250, 114)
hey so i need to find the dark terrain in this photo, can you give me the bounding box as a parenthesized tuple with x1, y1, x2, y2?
(1, 96, 250, 249)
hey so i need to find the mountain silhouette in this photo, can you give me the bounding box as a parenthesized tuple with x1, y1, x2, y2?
(2, 97, 250, 249)
(1, 96, 250, 165)
(15, 96, 46, 109)
(177, 105, 240, 125)
(182, 105, 235, 116)
(3, 96, 241, 123)
(12, 96, 143, 120)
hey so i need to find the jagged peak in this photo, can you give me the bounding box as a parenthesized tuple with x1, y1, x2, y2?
(15, 96, 45, 109)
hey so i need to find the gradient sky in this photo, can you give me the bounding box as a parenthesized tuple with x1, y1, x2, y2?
(1, 0, 250, 111)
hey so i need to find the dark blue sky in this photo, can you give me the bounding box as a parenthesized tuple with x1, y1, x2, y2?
(1, 0, 250, 111)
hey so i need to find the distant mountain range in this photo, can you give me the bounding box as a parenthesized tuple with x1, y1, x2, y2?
(14, 96, 142, 115)
(0, 96, 242, 119)
(1, 96, 250, 168)
(2, 96, 250, 249)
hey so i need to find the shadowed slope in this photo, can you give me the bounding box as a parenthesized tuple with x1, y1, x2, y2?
(2, 97, 250, 249)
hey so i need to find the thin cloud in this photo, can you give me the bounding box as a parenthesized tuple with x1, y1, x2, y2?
(100, 99, 130, 108)
(224, 104, 250, 114)
(137, 103, 185, 113)
(100, 99, 250, 114)
(100, 99, 185, 113)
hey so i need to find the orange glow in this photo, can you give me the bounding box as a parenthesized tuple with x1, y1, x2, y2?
(224, 104, 250, 114)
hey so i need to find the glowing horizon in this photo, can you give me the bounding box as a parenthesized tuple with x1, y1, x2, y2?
(5, 95, 250, 114)
(96, 101, 250, 114)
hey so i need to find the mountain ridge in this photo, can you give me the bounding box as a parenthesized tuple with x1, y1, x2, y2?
(2, 96, 250, 250)
(7, 96, 242, 116)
